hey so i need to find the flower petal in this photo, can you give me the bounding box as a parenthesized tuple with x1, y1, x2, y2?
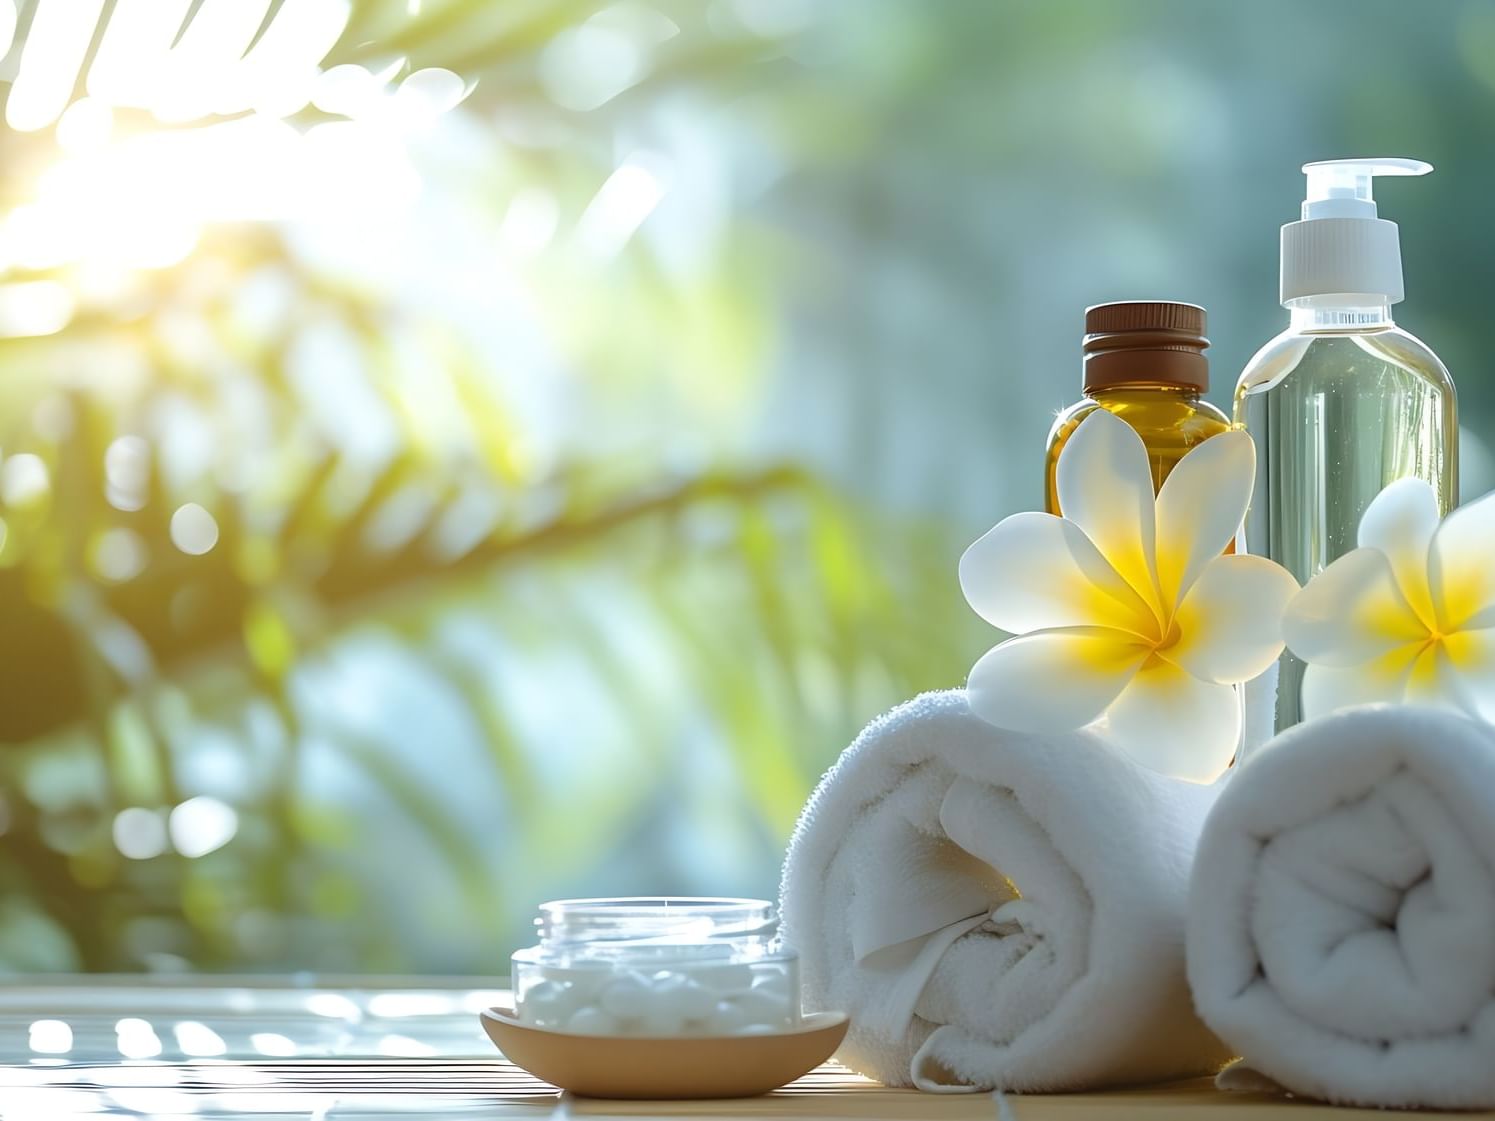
(1054, 410, 1161, 616)
(1357, 477, 1440, 629)
(1099, 657, 1241, 784)
(1403, 641, 1480, 714)
(1154, 429, 1255, 610)
(1283, 547, 1428, 668)
(1299, 644, 1420, 720)
(1430, 489, 1495, 631)
(966, 627, 1149, 734)
(1440, 628, 1495, 721)
(959, 511, 1157, 638)
(1166, 553, 1299, 684)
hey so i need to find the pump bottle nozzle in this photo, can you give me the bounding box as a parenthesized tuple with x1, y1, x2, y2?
(1280, 155, 1433, 308)
(1300, 157, 1433, 220)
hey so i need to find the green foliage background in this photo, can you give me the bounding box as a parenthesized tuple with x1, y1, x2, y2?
(2, 0, 1493, 973)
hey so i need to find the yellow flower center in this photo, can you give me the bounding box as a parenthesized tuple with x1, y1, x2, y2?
(1156, 618, 1183, 653)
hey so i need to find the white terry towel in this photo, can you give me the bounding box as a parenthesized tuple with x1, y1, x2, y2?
(1188, 704, 1495, 1110)
(779, 690, 1230, 1092)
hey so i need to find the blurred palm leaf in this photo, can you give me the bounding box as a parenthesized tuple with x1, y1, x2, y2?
(0, 0, 985, 973)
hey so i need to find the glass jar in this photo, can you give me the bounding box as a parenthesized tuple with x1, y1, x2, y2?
(511, 898, 799, 1037)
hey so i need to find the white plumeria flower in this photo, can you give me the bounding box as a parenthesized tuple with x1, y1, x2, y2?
(1285, 477, 1495, 720)
(959, 410, 1299, 783)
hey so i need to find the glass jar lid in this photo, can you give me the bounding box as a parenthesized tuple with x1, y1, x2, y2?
(533, 898, 778, 948)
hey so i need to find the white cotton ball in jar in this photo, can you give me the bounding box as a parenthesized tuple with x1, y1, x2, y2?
(565, 1006, 617, 1035)
(519, 980, 583, 1026)
(535, 964, 610, 1004)
(691, 963, 757, 995)
(598, 972, 653, 1020)
(750, 968, 793, 997)
(731, 984, 793, 1027)
(649, 974, 716, 1023)
(638, 1009, 686, 1036)
(705, 998, 752, 1035)
(732, 1022, 782, 1036)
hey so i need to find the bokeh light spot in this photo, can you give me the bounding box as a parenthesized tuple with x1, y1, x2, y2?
(112, 807, 168, 860)
(250, 1032, 298, 1057)
(540, 23, 645, 111)
(576, 156, 668, 257)
(305, 993, 360, 1019)
(29, 1020, 73, 1055)
(1, 453, 51, 508)
(170, 503, 219, 555)
(394, 68, 468, 122)
(312, 63, 381, 117)
(0, 281, 75, 337)
(115, 1018, 163, 1059)
(377, 1034, 436, 1057)
(497, 188, 559, 258)
(90, 527, 148, 583)
(167, 796, 238, 858)
(173, 1020, 227, 1057)
(104, 435, 150, 511)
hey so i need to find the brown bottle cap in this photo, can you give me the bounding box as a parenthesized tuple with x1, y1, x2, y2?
(1082, 301, 1209, 393)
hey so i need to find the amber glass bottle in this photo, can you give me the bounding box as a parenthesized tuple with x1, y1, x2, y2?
(1045, 301, 1229, 513)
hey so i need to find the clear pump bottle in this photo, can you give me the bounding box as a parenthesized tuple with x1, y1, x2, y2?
(1236, 158, 1457, 737)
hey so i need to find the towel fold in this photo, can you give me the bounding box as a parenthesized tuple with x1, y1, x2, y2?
(1187, 704, 1495, 1110)
(780, 689, 1229, 1092)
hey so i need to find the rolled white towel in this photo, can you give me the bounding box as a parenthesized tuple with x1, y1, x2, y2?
(1188, 704, 1495, 1110)
(780, 690, 1230, 1092)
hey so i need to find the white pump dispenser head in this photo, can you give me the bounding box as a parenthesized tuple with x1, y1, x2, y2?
(1280, 157, 1432, 308)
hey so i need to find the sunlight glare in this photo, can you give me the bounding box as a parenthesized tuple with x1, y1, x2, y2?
(152, 0, 273, 123)
(0, 0, 465, 275)
(377, 1034, 436, 1057)
(498, 188, 560, 258)
(393, 68, 469, 123)
(28, 1021, 72, 1055)
(87, 0, 192, 109)
(173, 1021, 227, 1057)
(7, 0, 106, 131)
(0, 282, 75, 337)
(249, 1032, 298, 1057)
(115, 1018, 163, 1059)
(312, 63, 382, 117)
(55, 97, 113, 154)
(305, 993, 360, 1019)
(106, 1088, 198, 1114)
(0, 1, 15, 60)
(231, 0, 351, 119)
(367, 993, 457, 1017)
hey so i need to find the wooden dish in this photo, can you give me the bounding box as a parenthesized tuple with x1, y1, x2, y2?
(479, 1006, 849, 1099)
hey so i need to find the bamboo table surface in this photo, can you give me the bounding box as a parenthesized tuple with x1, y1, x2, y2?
(1, 979, 1488, 1119)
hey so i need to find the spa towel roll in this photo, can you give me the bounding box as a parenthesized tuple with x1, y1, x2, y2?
(780, 690, 1230, 1092)
(1188, 704, 1495, 1110)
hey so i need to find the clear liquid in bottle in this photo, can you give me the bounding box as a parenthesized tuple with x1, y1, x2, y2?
(1235, 305, 1457, 734)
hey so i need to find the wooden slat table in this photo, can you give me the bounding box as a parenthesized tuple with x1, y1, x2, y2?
(1, 979, 1488, 1119)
